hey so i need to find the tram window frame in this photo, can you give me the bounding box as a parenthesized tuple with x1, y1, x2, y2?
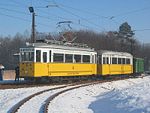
(95, 54, 97, 64)
(126, 58, 130, 64)
(112, 57, 117, 64)
(98, 55, 101, 64)
(106, 57, 109, 64)
(36, 50, 41, 62)
(74, 55, 81, 63)
(103, 57, 105, 64)
(29, 52, 34, 61)
(83, 55, 90, 63)
(110, 57, 112, 64)
(118, 58, 122, 64)
(49, 50, 51, 62)
(65, 54, 73, 63)
(23, 52, 29, 61)
(92, 55, 94, 63)
(43, 52, 47, 63)
(53, 53, 64, 62)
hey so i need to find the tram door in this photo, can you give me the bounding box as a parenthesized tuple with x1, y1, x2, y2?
(42, 50, 49, 76)
(42, 50, 49, 63)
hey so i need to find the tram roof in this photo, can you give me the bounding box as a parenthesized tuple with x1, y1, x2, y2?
(23, 42, 95, 52)
(97, 50, 133, 57)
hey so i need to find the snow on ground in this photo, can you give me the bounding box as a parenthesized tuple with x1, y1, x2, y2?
(17, 85, 84, 113)
(0, 76, 150, 113)
(89, 79, 150, 113)
(0, 85, 64, 113)
(48, 76, 150, 113)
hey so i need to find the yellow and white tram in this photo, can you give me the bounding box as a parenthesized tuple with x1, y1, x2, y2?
(97, 50, 133, 75)
(19, 41, 97, 79)
(19, 40, 134, 80)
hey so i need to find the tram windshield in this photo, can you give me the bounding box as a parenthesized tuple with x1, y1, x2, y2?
(20, 48, 34, 62)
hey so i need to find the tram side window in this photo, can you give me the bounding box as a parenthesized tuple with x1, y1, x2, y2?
(103, 57, 109, 64)
(43, 52, 47, 63)
(65, 54, 73, 63)
(21, 52, 34, 62)
(83, 55, 90, 63)
(23, 52, 28, 61)
(122, 58, 126, 64)
(74, 55, 81, 63)
(103, 57, 106, 64)
(112, 57, 117, 64)
(29, 52, 34, 61)
(21, 52, 25, 61)
(126, 58, 130, 64)
(36, 50, 41, 62)
(106, 57, 109, 64)
(53, 53, 64, 62)
(118, 58, 122, 64)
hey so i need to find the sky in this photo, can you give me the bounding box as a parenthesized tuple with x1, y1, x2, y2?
(0, 0, 150, 43)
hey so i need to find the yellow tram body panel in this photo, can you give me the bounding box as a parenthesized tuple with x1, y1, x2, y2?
(20, 63, 34, 77)
(97, 64, 133, 75)
(20, 62, 97, 77)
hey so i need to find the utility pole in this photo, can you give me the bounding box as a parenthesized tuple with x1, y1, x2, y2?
(29, 7, 36, 43)
(32, 12, 35, 43)
(28, 4, 58, 43)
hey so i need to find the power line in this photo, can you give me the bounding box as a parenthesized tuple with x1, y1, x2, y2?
(57, 6, 105, 30)
(57, 2, 108, 19)
(8, 0, 28, 7)
(0, 11, 52, 28)
(35, 7, 95, 29)
(0, 6, 56, 21)
(55, 2, 150, 29)
(0, 12, 30, 22)
(37, 14, 58, 21)
(0, 1, 105, 33)
(45, 0, 122, 29)
(0, 6, 59, 25)
(0, 3, 22, 8)
(111, 6, 150, 18)
(35, 8, 69, 21)
(0, 6, 79, 29)
(0, 7, 30, 16)
(44, 0, 108, 19)
(50, 0, 121, 27)
(42, 0, 106, 30)
(134, 29, 150, 32)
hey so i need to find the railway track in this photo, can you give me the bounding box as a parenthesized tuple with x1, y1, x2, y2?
(8, 81, 101, 113)
(42, 77, 141, 113)
(9, 85, 68, 113)
(41, 82, 98, 113)
(8, 76, 134, 113)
